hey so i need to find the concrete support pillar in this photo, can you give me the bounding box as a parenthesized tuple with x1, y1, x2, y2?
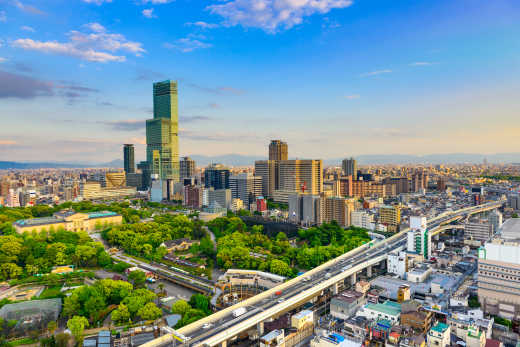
(366, 265, 372, 278)
(220, 340, 227, 347)
(350, 272, 357, 285)
(257, 321, 264, 336)
(332, 282, 339, 295)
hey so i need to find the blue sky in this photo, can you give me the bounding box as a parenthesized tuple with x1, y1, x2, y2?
(0, 0, 519, 163)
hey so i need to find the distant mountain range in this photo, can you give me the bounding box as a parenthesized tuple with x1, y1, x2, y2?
(0, 160, 124, 170)
(2, 153, 520, 169)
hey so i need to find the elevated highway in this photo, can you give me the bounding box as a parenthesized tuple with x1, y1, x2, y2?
(144, 200, 504, 347)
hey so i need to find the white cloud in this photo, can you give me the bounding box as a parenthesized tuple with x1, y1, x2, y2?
(20, 25, 35, 32)
(186, 21, 219, 29)
(361, 69, 392, 77)
(82, 0, 113, 5)
(84, 22, 106, 33)
(164, 38, 212, 53)
(0, 11, 6, 22)
(410, 61, 435, 66)
(0, 57, 7, 63)
(344, 94, 360, 99)
(141, 0, 173, 4)
(13, 1, 45, 15)
(142, 8, 156, 18)
(207, 0, 353, 33)
(12, 24, 145, 63)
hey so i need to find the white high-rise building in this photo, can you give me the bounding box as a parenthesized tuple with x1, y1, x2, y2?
(229, 173, 262, 209)
(351, 211, 374, 229)
(407, 216, 431, 258)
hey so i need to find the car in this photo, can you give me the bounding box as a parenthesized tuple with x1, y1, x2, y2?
(277, 298, 285, 303)
(202, 323, 213, 329)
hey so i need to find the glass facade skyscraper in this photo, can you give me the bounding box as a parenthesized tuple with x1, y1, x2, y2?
(146, 80, 179, 182)
(123, 144, 135, 174)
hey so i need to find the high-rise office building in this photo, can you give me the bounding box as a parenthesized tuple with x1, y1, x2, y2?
(342, 158, 357, 180)
(269, 140, 288, 161)
(123, 144, 135, 174)
(254, 160, 276, 198)
(273, 159, 323, 203)
(229, 173, 263, 208)
(146, 80, 179, 182)
(204, 164, 230, 190)
(137, 161, 151, 191)
(180, 156, 196, 179)
(288, 193, 322, 225)
(411, 169, 428, 192)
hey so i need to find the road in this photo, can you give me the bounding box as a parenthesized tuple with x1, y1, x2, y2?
(181, 236, 406, 346)
(90, 232, 215, 294)
(163, 201, 505, 347)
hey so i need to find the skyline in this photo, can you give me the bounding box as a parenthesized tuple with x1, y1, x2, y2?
(0, 0, 519, 163)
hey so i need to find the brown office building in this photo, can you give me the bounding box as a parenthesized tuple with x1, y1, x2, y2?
(322, 196, 356, 227)
(269, 140, 288, 161)
(340, 176, 395, 198)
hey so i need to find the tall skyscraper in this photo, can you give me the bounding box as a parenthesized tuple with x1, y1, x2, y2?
(342, 157, 357, 180)
(204, 163, 230, 190)
(269, 140, 288, 161)
(137, 161, 151, 191)
(255, 160, 276, 198)
(146, 80, 179, 182)
(123, 144, 135, 174)
(180, 156, 196, 179)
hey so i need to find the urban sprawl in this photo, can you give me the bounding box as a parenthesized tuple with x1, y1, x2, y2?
(2, 81, 520, 347)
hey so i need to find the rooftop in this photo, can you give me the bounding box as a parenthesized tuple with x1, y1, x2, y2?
(261, 329, 283, 342)
(293, 310, 313, 320)
(364, 301, 401, 316)
(333, 290, 364, 304)
(431, 322, 449, 333)
(13, 210, 120, 227)
(499, 218, 520, 240)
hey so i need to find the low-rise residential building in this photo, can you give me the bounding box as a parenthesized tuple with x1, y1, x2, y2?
(399, 333, 426, 347)
(291, 310, 314, 330)
(427, 323, 450, 347)
(407, 266, 432, 283)
(260, 329, 284, 347)
(400, 301, 433, 333)
(330, 290, 365, 320)
(356, 301, 401, 324)
(388, 251, 409, 278)
(466, 326, 486, 347)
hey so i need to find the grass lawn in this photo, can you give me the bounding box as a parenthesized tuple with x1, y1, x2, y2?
(7, 338, 38, 346)
(37, 286, 63, 299)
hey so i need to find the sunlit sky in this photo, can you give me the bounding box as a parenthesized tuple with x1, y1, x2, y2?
(0, 0, 519, 163)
